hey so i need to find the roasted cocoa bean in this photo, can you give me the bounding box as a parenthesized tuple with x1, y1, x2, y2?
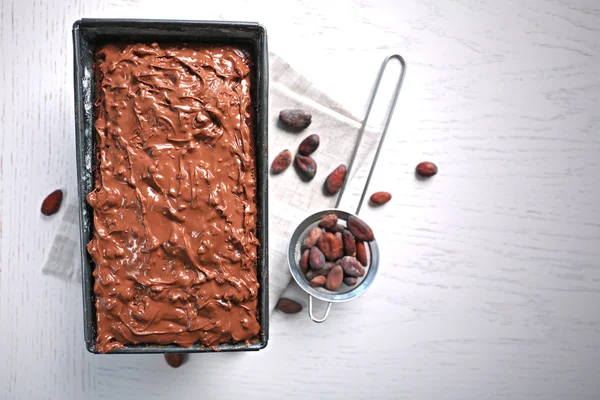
(370, 191, 392, 205)
(41, 189, 63, 216)
(318, 213, 338, 230)
(326, 224, 346, 234)
(416, 161, 438, 177)
(347, 216, 374, 242)
(356, 241, 368, 266)
(271, 149, 292, 174)
(342, 230, 356, 257)
(310, 275, 327, 287)
(298, 134, 320, 155)
(164, 353, 185, 368)
(302, 226, 323, 249)
(309, 246, 326, 270)
(295, 154, 317, 180)
(306, 262, 335, 280)
(277, 297, 303, 314)
(326, 265, 344, 291)
(343, 277, 357, 286)
(335, 232, 344, 248)
(317, 232, 344, 261)
(339, 256, 365, 277)
(334, 233, 345, 260)
(324, 164, 347, 194)
(299, 249, 310, 273)
(279, 109, 312, 131)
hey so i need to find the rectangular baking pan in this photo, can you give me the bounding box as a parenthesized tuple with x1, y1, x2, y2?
(72, 18, 269, 354)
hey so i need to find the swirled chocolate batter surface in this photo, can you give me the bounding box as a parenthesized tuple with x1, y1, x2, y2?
(88, 43, 260, 353)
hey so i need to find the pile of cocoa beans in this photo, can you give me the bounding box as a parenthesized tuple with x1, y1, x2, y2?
(299, 212, 373, 291)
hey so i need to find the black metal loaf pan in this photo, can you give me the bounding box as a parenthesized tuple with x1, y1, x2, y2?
(72, 19, 269, 354)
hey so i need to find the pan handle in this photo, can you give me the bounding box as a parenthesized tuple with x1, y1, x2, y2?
(308, 295, 332, 323)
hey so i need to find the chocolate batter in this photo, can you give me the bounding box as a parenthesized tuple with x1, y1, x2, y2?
(87, 43, 260, 353)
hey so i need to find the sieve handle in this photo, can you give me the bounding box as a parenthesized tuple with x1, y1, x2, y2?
(308, 295, 332, 323)
(335, 54, 407, 215)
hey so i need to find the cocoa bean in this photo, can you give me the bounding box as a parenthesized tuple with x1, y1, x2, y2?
(324, 164, 347, 194)
(309, 246, 325, 270)
(298, 134, 320, 156)
(41, 189, 63, 216)
(370, 191, 392, 205)
(318, 213, 338, 230)
(310, 275, 327, 287)
(317, 232, 344, 261)
(416, 161, 438, 177)
(271, 149, 292, 174)
(356, 241, 368, 266)
(279, 109, 312, 131)
(302, 226, 323, 249)
(339, 256, 365, 277)
(343, 277, 357, 286)
(295, 154, 317, 180)
(347, 216, 374, 242)
(326, 265, 344, 291)
(323, 261, 336, 269)
(334, 233, 345, 260)
(164, 353, 186, 368)
(299, 249, 310, 273)
(342, 230, 356, 257)
(277, 297, 303, 314)
(325, 224, 346, 234)
(335, 232, 344, 249)
(306, 262, 335, 280)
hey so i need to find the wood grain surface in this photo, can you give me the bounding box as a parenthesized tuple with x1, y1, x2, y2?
(1, 0, 600, 399)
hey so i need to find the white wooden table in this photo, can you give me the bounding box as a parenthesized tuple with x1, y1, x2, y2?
(2, 0, 600, 399)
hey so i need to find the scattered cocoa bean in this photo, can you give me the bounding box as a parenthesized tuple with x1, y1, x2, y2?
(324, 164, 347, 194)
(41, 189, 63, 216)
(295, 154, 317, 180)
(325, 224, 346, 234)
(298, 134, 320, 156)
(318, 213, 338, 230)
(277, 298, 303, 314)
(299, 249, 310, 273)
(339, 256, 365, 277)
(279, 109, 312, 131)
(343, 277, 357, 286)
(317, 232, 344, 261)
(347, 216, 374, 242)
(356, 241, 368, 266)
(310, 275, 327, 287)
(164, 353, 185, 368)
(416, 161, 438, 177)
(370, 191, 392, 205)
(302, 226, 323, 249)
(342, 230, 356, 257)
(309, 246, 326, 270)
(325, 265, 344, 291)
(271, 150, 292, 174)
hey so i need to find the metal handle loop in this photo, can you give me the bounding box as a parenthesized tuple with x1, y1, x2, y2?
(309, 295, 332, 323)
(335, 54, 407, 215)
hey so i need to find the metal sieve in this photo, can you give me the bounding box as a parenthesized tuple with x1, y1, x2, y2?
(287, 54, 407, 322)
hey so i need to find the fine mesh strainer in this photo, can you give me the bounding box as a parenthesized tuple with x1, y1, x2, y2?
(287, 54, 407, 322)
